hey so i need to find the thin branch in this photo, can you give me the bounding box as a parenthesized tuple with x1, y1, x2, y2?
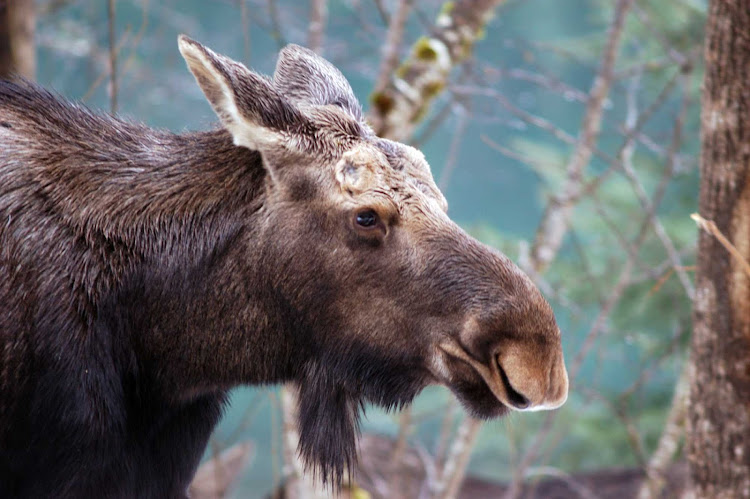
(189, 441, 254, 499)
(631, 1, 689, 67)
(240, 0, 251, 62)
(692, 214, 750, 278)
(637, 361, 690, 499)
(372, 0, 390, 26)
(269, 392, 281, 498)
(431, 417, 482, 499)
(411, 98, 454, 147)
(267, 0, 287, 49)
(437, 105, 469, 190)
(529, 0, 635, 273)
(389, 407, 413, 496)
(372, 0, 412, 96)
(82, 0, 150, 103)
(307, 0, 327, 54)
(107, 0, 118, 113)
(433, 398, 457, 471)
(523, 466, 600, 499)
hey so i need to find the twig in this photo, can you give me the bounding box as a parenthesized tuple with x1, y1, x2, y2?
(83, 0, 151, 103)
(372, 0, 390, 26)
(431, 417, 481, 499)
(692, 214, 750, 278)
(189, 441, 254, 499)
(632, 1, 688, 67)
(529, 0, 635, 273)
(523, 466, 600, 499)
(372, 0, 412, 95)
(411, 98, 454, 148)
(240, 0, 251, 62)
(433, 398, 457, 471)
(647, 266, 696, 297)
(389, 407, 413, 496)
(269, 391, 281, 498)
(267, 0, 286, 49)
(107, 0, 118, 113)
(636, 360, 690, 499)
(307, 0, 327, 54)
(616, 74, 695, 301)
(437, 105, 469, 190)
(480, 134, 557, 173)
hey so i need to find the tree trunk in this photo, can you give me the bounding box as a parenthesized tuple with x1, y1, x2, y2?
(0, 0, 35, 79)
(688, 1, 750, 497)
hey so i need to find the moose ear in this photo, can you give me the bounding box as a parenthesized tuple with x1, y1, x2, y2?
(178, 35, 309, 152)
(273, 44, 363, 122)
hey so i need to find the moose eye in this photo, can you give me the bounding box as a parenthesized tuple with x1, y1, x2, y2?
(355, 209, 379, 228)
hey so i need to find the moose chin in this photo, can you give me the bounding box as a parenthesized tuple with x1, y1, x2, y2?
(0, 35, 568, 498)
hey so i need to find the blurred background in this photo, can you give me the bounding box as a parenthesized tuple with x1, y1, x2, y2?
(14, 0, 706, 496)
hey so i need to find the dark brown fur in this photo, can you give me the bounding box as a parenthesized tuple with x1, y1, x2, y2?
(0, 38, 568, 498)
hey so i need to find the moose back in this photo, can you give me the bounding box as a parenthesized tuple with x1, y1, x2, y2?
(0, 36, 568, 498)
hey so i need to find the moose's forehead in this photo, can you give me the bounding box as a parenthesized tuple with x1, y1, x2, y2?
(343, 138, 448, 213)
(303, 105, 447, 213)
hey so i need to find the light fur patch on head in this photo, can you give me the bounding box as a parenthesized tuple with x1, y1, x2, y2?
(334, 145, 389, 194)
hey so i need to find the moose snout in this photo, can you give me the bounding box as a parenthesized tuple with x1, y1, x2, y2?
(438, 337, 569, 413)
(495, 345, 569, 412)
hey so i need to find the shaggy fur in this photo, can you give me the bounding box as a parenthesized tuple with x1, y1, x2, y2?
(0, 37, 568, 498)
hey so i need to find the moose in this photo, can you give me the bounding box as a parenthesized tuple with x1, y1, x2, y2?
(0, 36, 568, 497)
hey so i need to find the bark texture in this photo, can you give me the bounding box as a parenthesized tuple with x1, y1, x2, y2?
(0, 0, 35, 79)
(688, 1, 750, 497)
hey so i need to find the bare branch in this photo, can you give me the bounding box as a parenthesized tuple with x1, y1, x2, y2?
(240, 0, 251, 62)
(389, 408, 414, 496)
(431, 417, 481, 499)
(692, 214, 750, 278)
(267, 0, 287, 49)
(637, 362, 689, 499)
(437, 105, 469, 190)
(189, 441, 254, 499)
(307, 0, 327, 54)
(0, 0, 35, 79)
(530, 0, 635, 273)
(372, 0, 412, 96)
(107, 0, 118, 113)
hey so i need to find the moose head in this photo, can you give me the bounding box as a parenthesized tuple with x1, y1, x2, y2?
(177, 36, 568, 483)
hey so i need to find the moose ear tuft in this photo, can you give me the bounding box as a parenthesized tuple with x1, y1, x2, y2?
(274, 44, 363, 122)
(178, 35, 309, 152)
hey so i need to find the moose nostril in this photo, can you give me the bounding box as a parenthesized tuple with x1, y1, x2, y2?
(496, 358, 530, 409)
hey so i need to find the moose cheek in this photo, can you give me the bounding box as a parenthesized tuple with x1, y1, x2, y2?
(285, 174, 319, 202)
(344, 225, 384, 250)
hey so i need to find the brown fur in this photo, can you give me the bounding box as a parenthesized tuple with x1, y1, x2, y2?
(0, 37, 567, 497)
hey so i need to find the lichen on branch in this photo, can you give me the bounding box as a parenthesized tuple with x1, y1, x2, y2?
(368, 0, 505, 141)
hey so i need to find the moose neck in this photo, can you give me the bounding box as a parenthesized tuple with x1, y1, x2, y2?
(55, 127, 295, 400)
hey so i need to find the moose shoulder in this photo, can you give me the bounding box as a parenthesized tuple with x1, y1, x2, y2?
(0, 36, 568, 497)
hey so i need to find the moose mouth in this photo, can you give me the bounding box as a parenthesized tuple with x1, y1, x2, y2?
(437, 341, 529, 417)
